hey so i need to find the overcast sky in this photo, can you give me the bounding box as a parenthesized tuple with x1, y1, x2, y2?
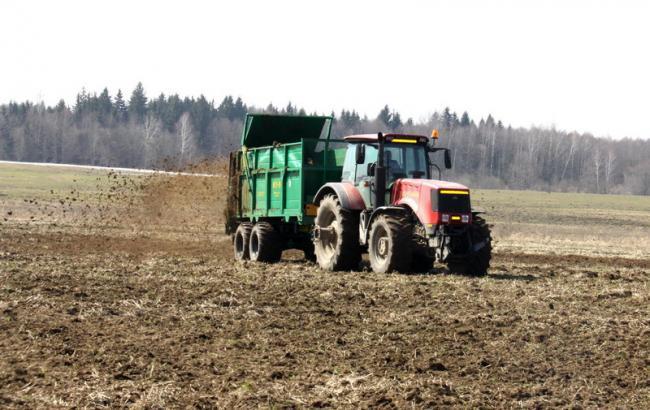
(1, 0, 648, 139)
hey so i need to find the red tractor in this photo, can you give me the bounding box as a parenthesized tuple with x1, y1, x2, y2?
(311, 131, 491, 275)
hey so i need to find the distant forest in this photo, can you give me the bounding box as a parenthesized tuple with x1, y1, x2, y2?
(1, 83, 649, 195)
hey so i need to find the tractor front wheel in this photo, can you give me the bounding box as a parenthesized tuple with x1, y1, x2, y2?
(410, 252, 434, 273)
(233, 223, 253, 260)
(368, 214, 412, 273)
(249, 222, 282, 263)
(446, 216, 492, 276)
(313, 194, 361, 271)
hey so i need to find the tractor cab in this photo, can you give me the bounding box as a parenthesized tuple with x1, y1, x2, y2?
(341, 133, 452, 209)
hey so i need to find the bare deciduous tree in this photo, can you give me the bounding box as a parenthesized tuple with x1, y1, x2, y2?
(177, 112, 196, 167)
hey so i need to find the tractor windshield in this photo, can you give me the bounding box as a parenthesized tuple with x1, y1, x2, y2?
(345, 143, 429, 183)
(384, 144, 429, 181)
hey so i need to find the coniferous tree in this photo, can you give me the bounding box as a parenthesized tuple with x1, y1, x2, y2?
(191, 95, 213, 152)
(128, 82, 147, 123)
(73, 88, 88, 122)
(113, 89, 128, 122)
(388, 111, 402, 130)
(485, 114, 495, 128)
(233, 97, 247, 120)
(460, 111, 471, 127)
(442, 107, 453, 130)
(378, 105, 391, 127)
(55, 100, 67, 113)
(217, 96, 235, 119)
(97, 88, 113, 126)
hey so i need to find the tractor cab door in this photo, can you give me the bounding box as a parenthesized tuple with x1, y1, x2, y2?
(342, 144, 375, 209)
(343, 143, 387, 209)
(355, 144, 378, 209)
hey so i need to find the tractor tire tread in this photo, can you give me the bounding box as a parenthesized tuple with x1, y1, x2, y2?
(369, 213, 413, 273)
(447, 215, 492, 276)
(314, 194, 362, 271)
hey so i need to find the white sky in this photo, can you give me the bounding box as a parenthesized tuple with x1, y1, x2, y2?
(1, 0, 649, 139)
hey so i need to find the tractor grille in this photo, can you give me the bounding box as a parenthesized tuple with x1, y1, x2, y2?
(431, 191, 471, 213)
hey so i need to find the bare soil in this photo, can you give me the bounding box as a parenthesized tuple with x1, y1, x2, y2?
(0, 169, 648, 408)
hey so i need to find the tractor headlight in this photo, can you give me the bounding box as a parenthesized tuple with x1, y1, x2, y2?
(441, 214, 450, 223)
(462, 214, 469, 223)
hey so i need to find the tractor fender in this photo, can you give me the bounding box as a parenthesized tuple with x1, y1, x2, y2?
(313, 182, 365, 210)
(362, 205, 413, 244)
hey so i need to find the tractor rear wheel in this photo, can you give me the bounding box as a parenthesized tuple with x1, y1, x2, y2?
(447, 216, 492, 276)
(313, 194, 361, 271)
(303, 242, 317, 263)
(368, 214, 412, 273)
(233, 223, 253, 260)
(249, 222, 282, 263)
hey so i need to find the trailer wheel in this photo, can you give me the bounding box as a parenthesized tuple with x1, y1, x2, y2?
(368, 213, 412, 273)
(447, 216, 492, 276)
(249, 222, 282, 263)
(313, 194, 361, 271)
(233, 223, 253, 260)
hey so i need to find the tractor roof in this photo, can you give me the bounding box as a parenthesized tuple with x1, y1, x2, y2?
(241, 114, 333, 148)
(344, 133, 429, 143)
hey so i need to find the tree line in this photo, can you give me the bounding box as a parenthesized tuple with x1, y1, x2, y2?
(1, 83, 649, 195)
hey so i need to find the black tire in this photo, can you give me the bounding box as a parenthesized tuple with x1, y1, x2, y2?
(249, 222, 282, 263)
(410, 252, 434, 273)
(303, 242, 317, 263)
(447, 216, 492, 276)
(313, 194, 361, 271)
(233, 223, 252, 260)
(368, 213, 412, 273)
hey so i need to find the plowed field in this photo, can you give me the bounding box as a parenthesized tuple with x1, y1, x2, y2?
(1, 163, 648, 408)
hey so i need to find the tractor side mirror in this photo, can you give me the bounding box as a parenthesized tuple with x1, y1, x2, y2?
(355, 144, 366, 164)
(367, 162, 376, 177)
(444, 149, 452, 169)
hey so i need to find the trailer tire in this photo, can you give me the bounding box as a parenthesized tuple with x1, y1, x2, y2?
(249, 222, 282, 263)
(368, 213, 412, 273)
(233, 223, 253, 260)
(446, 216, 492, 276)
(313, 194, 361, 271)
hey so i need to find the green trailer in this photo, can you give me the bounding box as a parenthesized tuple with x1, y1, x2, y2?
(226, 114, 346, 261)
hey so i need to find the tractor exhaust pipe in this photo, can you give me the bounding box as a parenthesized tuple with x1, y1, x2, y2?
(374, 132, 386, 209)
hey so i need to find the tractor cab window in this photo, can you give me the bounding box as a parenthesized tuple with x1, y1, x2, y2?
(354, 144, 378, 182)
(341, 147, 356, 181)
(384, 144, 429, 181)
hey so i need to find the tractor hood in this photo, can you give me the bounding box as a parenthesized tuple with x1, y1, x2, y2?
(396, 179, 470, 192)
(391, 179, 472, 226)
